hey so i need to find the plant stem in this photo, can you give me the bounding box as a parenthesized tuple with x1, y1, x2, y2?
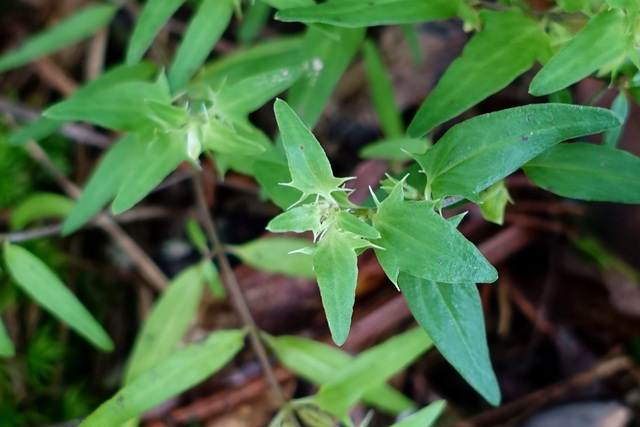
(190, 166, 297, 423)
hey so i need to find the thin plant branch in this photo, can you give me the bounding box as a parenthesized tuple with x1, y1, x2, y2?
(1, 224, 62, 243)
(190, 166, 298, 425)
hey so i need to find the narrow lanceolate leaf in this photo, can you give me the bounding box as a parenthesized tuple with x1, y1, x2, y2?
(126, 0, 186, 65)
(529, 9, 627, 96)
(79, 330, 245, 427)
(314, 227, 370, 345)
(274, 99, 351, 205)
(168, 0, 234, 92)
(315, 327, 433, 418)
(276, 0, 457, 27)
(413, 104, 622, 201)
(398, 273, 500, 405)
(230, 237, 316, 279)
(390, 400, 445, 427)
(363, 39, 403, 138)
(407, 10, 549, 138)
(4, 244, 113, 351)
(602, 91, 629, 148)
(264, 335, 415, 414)
(215, 67, 303, 119)
(0, 4, 118, 72)
(45, 81, 171, 131)
(112, 131, 189, 214)
(523, 143, 640, 204)
(123, 262, 207, 384)
(372, 183, 497, 285)
(62, 133, 148, 235)
(10, 193, 74, 230)
(201, 37, 304, 88)
(287, 26, 365, 128)
(266, 204, 324, 236)
(10, 62, 158, 145)
(0, 319, 15, 358)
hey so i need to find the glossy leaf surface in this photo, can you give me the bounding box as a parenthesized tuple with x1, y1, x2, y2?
(372, 183, 497, 285)
(4, 244, 113, 351)
(529, 9, 627, 96)
(413, 104, 622, 201)
(603, 91, 629, 148)
(408, 10, 549, 137)
(523, 143, 640, 203)
(398, 273, 500, 405)
(79, 330, 245, 427)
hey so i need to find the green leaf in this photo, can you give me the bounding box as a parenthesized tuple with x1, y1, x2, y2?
(168, 0, 234, 92)
(313, 226, 370, 345)
(372, 183, 497, 285)
(185, 219, 209, 253)
(253, 153, 304, 210)
(274, 99, 352, 205)
(10, 193, 74, 230)
(3, 243, 113, 351)
(62, 133, 148, 235)
(523, 143, 640, 203)
(603, 91, 629, 148)
(335, 210, 380, 240)
(238, 0, 273, 44)
(398, 273, 500, 405)
(287, 26, 365, 128)
(275, 0, 457, 28)
(362, 39, 403, 138)
(529, 9, 627, 96)
(478, 181, 511, 225)
(262, 0, 314, 8)
(360, 138, 429, 160)
(78, 330, 245, 427)
(0, 318, 15, 358)
(10, 62, 158, 145)
(215, 68, 303, 118)
(390, 400, 445, 427)
(264, 334, 414, 414)
(407, 10, 549, 137)
(123, 262, 207, 384)
(0, 4, 118, 73)
(413, 104, 622, 201)
(45, 80, 171, 131)
(201, 120, 266, 156)
(229, 237, 315, 279)
(314, 327, 433, 418)
(266, 204, 324, 237)
(126, 0, 187, 65)
(201, 37, 304, 88)
(111, 131, 189, 214)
